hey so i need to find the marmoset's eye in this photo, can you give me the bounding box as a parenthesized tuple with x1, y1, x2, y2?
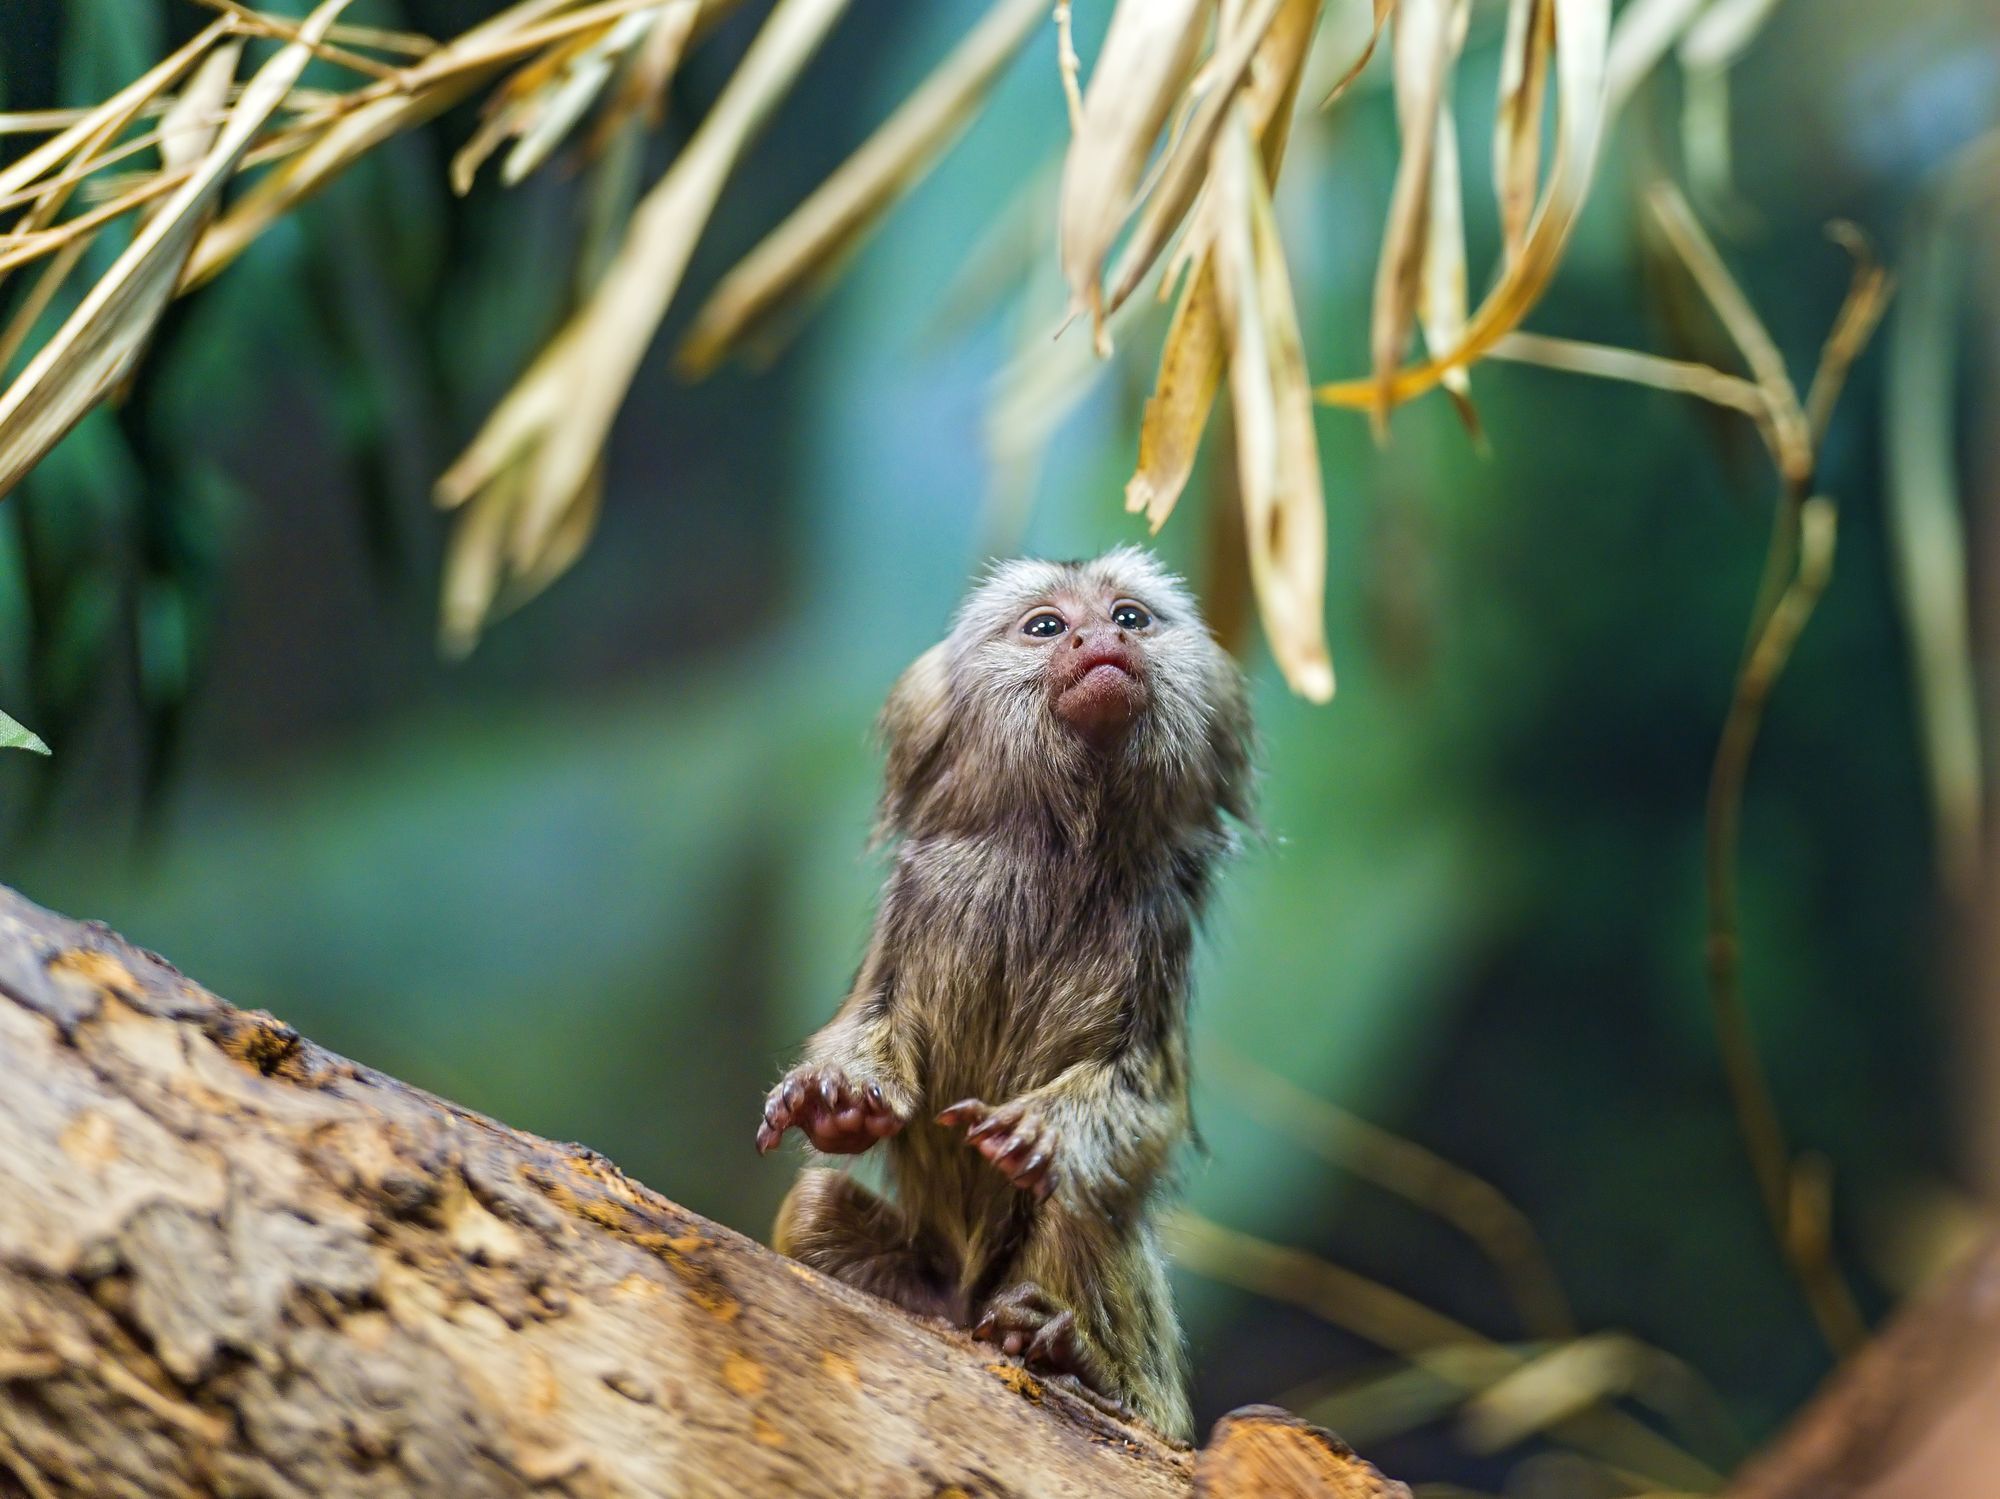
(1111, 601, 1153, 630)
(1022, 611, 1068, 639)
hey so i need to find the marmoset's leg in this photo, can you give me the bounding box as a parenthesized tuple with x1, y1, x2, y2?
(975, 1212, 1189, 1439)
(774, 1168, 959, 1323)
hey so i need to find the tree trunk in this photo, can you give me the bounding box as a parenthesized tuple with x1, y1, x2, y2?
(0, 884, 1407, 1499)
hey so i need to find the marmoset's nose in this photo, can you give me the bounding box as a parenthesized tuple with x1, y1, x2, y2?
(1068, 624, 1130, 649)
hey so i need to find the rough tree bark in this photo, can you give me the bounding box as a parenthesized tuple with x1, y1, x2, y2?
(0, 884, 1409, 1499)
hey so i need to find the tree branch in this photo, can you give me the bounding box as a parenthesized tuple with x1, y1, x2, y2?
(0, 883, 1407, 1498)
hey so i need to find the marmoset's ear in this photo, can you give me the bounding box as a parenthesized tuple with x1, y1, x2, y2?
(875, 642, 953, 839)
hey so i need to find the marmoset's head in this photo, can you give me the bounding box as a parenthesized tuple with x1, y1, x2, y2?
(877, 547, 1253, 842)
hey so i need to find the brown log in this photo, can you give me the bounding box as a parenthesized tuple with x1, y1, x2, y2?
(0, 883, 1409, 1498)
(1721, 1227, 2000, 1499)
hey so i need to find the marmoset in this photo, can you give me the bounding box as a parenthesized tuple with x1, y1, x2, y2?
(754, 546, 1253, 1437)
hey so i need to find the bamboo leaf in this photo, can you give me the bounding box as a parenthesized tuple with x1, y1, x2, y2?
(1126, 260, 1228, 531)
(1417, 0, 1474, 425)
(1122, 0, 1326, 532)
(1458, 1334, 1645, 1453)
(1492, 0, 1551, 262)
(1369, 0, 1455, 434)
(678, 0, 1047, 377)
(0, 710, 50, 756)
(500, 9, 658, 187)
(0, 20, 228, 206)
(1057, 0, 1214, 351)
(1316, 0, 1397, 109)
(1211, 108, 1334, 701)
(1098, 0, 1292, 320)
(0, 2, 353, 500)
(436, 0, 854, 645)
(1320, 0, 1610, 415)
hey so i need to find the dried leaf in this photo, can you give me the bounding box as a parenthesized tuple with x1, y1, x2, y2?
(437, 475, 518, 659)
(0, 3, 352, 499)
(1098, 0, 1291, 319)
(500, 9, 657, 187)
(1492, 0, 1551, 261)
(1647, 181, 1809, 482)
(605, 0, 705, 132)
(186, 91, 466, 289)
(436, 0, 854, 642)
(1210, 108, 1334, 701)
(1057, 0, 1214, 350)
(1369, 0, 1455, 434)
(1122, 0, 1325, 530)
(1315, 0, 1396, 108)
(1319, 0, 1610, 414)
(0, 710, 50, 756)
(1126, 261, 1229, 530)
(1604, 0, 1707, 110)
(1416, 0, 1473, 424)
(184, 0, 657, 286)
(1488, 330, 1766, 418)
(156, 44, 243, 176)
(678, 0, 1047, 377)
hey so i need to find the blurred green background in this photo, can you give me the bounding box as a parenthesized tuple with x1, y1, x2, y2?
(2, 1, 1996, 1490)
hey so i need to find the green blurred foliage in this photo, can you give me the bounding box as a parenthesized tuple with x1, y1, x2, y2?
(2, 0, 1996, 1487)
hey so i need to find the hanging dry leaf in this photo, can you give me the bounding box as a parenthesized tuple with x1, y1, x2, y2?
(1210, 108, 1334, 701)
(1416, 0, 1473, 424)
(155, 44, 243, 177)
(1057, 0, 1214, 351)
(677, 0, 1047, 377)
(1316, 0, 1397, 108)
(1492, 0, 1552, 262)
(0, 2, 353, 499)
(184, 0, 710, 288)
(435, 0, 853, 647)
(1369, 0, 1454, 434)
(1123, 0, 1330, 533)
(1098, 0, 1291, 320)
(1126, 261, 1229, 530)
(1320, 0, 1610, 415)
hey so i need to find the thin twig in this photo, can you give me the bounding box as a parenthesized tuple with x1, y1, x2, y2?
(1649, 182, 1812, 488)
(1496, 195, 1889, 1361)
(1167, 1212, 1723, 1492)
(1207, 1042, 1576, 1342)
(1804, 223, 1893, 446)
(1490, 331, 1768, 421)
(1702, 495, 1867, 1357)
(188, 0, 401, 78)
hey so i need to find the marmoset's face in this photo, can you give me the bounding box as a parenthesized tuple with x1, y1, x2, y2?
(874, 547, 1252, 839)
(1013, 587, 1157, 750)
(951, 548, 1230, 765)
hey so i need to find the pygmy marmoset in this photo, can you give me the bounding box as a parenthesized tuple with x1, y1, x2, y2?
(755, 546, 1254, 1437)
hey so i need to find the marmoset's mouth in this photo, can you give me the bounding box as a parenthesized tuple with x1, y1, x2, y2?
(1053, 645, 1146, 748)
